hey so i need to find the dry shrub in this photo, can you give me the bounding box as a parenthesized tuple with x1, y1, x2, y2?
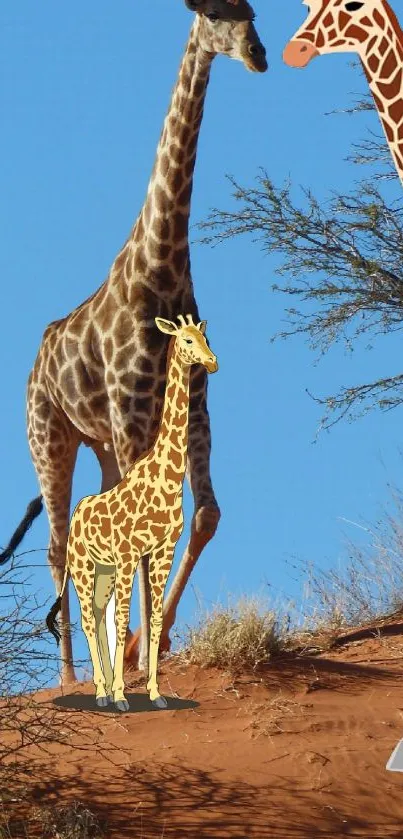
(179, 597, 289, 672)
(0, 802, 104, 839)
(0, 553, 126, 833)
(297, 493, 403, 634)
(33, 801, 104, 839)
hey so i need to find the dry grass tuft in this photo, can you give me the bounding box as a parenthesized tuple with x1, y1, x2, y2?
(0, 803, 104, 839)
(178, 597, 290, 672)
(33, 802, 104, 839)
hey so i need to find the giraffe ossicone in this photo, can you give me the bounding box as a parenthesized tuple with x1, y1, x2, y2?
(283, 0, 403, 186)
(46, 316, 218, 712)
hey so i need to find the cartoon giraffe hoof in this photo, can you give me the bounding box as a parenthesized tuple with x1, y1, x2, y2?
(115, 699, 130, 712)
(96, 696, 111, 708)
(152, 696, 168, 710)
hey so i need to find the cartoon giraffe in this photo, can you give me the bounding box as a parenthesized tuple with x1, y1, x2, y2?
(46, 315, 218, 711)
(0, 0, 267, 685)
(283, 0, 403, 186)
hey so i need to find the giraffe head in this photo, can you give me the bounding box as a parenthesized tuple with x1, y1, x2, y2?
(184, 0, 268, 73)
(155, 315, 219, 373)
(283, 0, 396, 68)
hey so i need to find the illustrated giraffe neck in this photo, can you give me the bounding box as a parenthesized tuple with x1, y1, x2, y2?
(283, 0, 403, 186)
(153, 340, 191, 473)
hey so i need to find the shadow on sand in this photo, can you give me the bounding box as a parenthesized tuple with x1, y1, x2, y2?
(52, 692, 199, 714)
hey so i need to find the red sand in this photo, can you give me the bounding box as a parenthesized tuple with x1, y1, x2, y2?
(5, 627, 403, 838)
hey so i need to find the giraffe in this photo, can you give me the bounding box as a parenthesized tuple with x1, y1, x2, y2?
(283, 0, 403, 187)
(46, 315, 218, 712)
(0, 0, 267, 685)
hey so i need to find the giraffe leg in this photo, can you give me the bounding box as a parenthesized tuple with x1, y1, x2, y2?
(109, 420, 154, 674)
(111, 553, 140, 712)
(146, 535, 179, 709)
(91, 441, 138, 672)
(92, 563, 116, 704)
(160, 378, 220, 649)
(69, 552, 108, 704)
(28, 399, 80, 686)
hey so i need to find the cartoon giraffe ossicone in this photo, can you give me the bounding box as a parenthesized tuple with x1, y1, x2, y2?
(46, 315, 218, 711)
(283, 0, 403, 186)
(0, 0, 267, 685)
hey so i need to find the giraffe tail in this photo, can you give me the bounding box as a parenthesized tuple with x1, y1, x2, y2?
(0, 495, 44, 564)
(45, 566, 70, 647)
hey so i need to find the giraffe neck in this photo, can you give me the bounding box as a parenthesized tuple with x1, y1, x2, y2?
(131, 19, 213, 285)
(126, 337, 189, 487)
(359, 2, 403, 184)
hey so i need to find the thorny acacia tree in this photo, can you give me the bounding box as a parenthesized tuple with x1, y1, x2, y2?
(198, 90, 403, 429)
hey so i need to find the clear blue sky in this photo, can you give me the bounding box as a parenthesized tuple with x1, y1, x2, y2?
(1, 0, 402, 677)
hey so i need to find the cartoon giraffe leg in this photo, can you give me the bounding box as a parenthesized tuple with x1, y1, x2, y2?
(69, 554, 109, 704)
(147, 532, 180, 709)
(111, 552, 140, 712)
(92, 564, 116, 705)
(110, 416, 154, 673)
(28, 403, 80, 685)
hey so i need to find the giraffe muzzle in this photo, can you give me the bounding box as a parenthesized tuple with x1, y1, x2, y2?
(244, 41, 268, 73)
(283, 40, 319, 69)
(205, 356, 219, 373)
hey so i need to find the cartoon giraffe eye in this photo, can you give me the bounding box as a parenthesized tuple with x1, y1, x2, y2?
(185, 338, 193, 345)
(345, 2, 364, 11)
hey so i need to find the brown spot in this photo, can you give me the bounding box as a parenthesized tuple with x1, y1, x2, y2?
(389, 99, 403, 124)
(378, 70, 402, 101)
(170, 447, 183, 470)
(344, 24, 368, 42)
(119, 539, 131, 553)
(368, 53, 380, 73)
(338, 11, 349, 30)
(101, 518, 111, 538)
(165, 464, 179, 482)
(113, 509, 126, 526)
(373, 9, 385, 29)
(379, 36, 389, 57)
(382, 50, 398, 80)
(121, 518, 133, 539)
(74, 520, 81, 538)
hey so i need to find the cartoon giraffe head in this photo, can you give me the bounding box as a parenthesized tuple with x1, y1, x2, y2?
(283, 0, 402, 66)
(155, 314, 219, 373)
(283, 1, 403, 183)
(185, 0, 268, 72)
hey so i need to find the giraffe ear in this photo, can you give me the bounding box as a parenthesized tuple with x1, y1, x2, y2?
(197, 320, 207, 335)
(155, 318, 178, 336)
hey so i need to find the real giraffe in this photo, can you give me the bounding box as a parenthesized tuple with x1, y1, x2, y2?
(283, 0, 403, 186)
(0, 0, 267, 684)
(46, 315, 218, 712)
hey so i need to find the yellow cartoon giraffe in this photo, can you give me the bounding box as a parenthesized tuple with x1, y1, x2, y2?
(46, 315, 218, 711)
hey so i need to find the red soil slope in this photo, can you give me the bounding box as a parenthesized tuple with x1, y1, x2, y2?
(5, 627, 403, 838)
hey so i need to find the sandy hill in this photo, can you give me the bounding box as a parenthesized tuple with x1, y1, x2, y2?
(4, 623, 403, 838)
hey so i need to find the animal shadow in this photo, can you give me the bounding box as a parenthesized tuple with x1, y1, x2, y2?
(52, 692, 200, 714)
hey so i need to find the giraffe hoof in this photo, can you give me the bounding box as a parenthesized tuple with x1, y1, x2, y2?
(96, 696, 110, 708)
(152, 696, 168, 710)
(114, 699, 130, 713)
